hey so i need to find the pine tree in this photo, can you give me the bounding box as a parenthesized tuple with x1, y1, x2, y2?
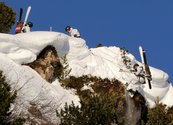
(0, 2, 16, 33)
(57, 95, 118, 125)
(58, 54, 71, 81)
(146, 102, 171, 125)
(0, 70, 25, 125)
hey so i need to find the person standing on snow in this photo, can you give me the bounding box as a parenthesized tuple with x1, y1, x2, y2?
(65, 26, 81, 38)
(21, 22, 33, 33)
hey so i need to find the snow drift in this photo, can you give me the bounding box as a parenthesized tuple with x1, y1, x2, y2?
(0, 31, 173, 122)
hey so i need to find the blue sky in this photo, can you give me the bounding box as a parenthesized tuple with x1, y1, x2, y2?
(4, 0, 173, 81)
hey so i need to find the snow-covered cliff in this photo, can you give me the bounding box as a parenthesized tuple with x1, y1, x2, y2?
(0, 31, 173, 123)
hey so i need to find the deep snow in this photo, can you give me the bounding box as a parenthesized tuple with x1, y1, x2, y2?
(0, 31, 173, 122)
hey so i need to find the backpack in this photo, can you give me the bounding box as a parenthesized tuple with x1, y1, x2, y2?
(15, 22, 23, 34)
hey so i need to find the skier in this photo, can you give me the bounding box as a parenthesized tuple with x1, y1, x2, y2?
(21, 22, 33, 33)
(65, 26, 81, 38)
(132, 63, 145, 83)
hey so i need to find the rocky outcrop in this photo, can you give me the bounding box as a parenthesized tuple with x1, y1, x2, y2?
(27, 45, 62, 83)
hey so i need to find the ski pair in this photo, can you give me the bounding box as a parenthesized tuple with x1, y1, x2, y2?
(139, 46, 152, 89)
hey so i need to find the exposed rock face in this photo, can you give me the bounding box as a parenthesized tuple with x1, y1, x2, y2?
(27, 45, 62, 83)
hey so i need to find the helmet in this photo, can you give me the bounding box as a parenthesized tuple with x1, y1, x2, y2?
(27, 22, 33, 28)
(65, 26, 71, 32)
(133, 63, 139, 70)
